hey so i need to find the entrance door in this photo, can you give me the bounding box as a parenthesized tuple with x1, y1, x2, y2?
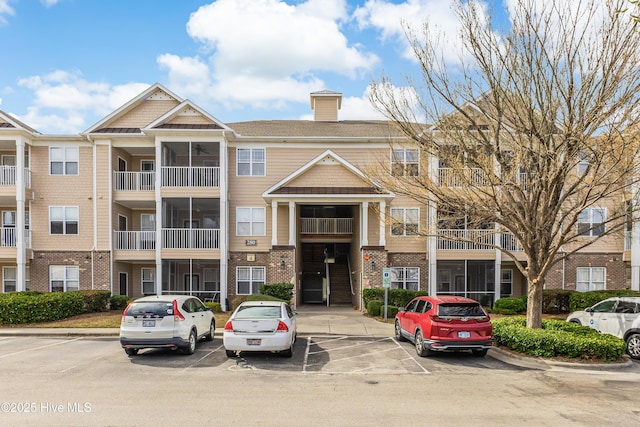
(302, 273, 324, 303)
(119, 272, 128, 296)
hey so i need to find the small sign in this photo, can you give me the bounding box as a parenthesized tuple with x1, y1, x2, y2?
(382, 267, 390, 288)
(245, 239, 257, 246)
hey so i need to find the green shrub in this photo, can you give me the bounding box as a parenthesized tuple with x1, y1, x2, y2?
(260, 283, 294, 301)
(362, 288, 428, 309)
(569, 290, 640, 312)
(231, 294, 286, 311)
(76, 290, 111, 313)
(542, 289, 572, 314)
(494, 296, 527, 314)
(492, 317, 625, 361)
(204, 302, 222, 313)
(386, 305, 399, 318)
(0, 291, 84, 324)
(367, 300, 382, 316)
(362, 288, 385, 306)
(109, 295, 131, 311)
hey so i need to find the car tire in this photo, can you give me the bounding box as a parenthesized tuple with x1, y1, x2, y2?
(569, 319, 582, 326)
(280, 346, 293, 358)
(626, 334, 640, 360)
(472, 348, 488, 357)
(415, 330, 431, 357)
(205, 320, 215, 341)
(225, 349, 236, 358)
(124, 348, 138, 356)
(394, 320, 406, 341)
(183, 330, 197, 355)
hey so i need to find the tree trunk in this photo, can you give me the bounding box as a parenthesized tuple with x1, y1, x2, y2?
(526, 278, 543, 329)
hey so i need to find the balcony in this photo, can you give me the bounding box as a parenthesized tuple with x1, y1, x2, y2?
(0, 166, 31, 188)
(113, 171, 155, 191)
(301, 218, 353, 235)
(113, 229, 220, 250)
(113, 167, 220, 192)
(437, 229, 522, 251)
(0, 228, 31, 248)
(438, 168, 486, 187)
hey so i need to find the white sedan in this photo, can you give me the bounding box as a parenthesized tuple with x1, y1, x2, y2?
(223, 301, 297, 357)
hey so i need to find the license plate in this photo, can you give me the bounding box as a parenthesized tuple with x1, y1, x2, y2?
(246, 339, 261, 346)
(458, 331, 470, 338)
(142, 320, 155, 327)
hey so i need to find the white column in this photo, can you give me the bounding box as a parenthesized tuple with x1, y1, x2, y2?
(271, 201, 278, 246)
(494, 225, 501, 303)
(288, 201, 296, 246)
(155, 139, 163, 295)
(219, 136, 229, 310)
(427, 198, 438, 296)
(15, 137, 25, 292)
(632, 180, 640, 291)
(379, 201, 386, 246)
(361, 201, 369, 247)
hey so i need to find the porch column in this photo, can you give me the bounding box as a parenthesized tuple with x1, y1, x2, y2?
(288, 201, 296, 246)
(361, 201, 369, 247)
(494, 225, 501, 304)
(633, 179, 640, 290)
(379, 201, 386, 246)
(427, 198, 438, 296)
(15, 137, 25, 292)
(271, 201, 278, 246)
(155, 139, 162, 295)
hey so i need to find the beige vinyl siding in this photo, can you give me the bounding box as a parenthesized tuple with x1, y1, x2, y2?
(109, 100, 179, 129)
(276, 204, 290, 245)
(288, 164, 368, 187)
(166, 114, 213, 125)
(313, 98, 339, 121)
(95, 144, 111, 250)
(30, 145, 94, 251)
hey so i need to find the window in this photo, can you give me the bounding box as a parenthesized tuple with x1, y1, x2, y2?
(576, 267, 606, 292)
(390, 267, 419, 290)
(237, 148, 265, 176)
(500, 269, 513, 297)
(578, 208, 605, 237)
(236, 207, 265, 236)
(50, 265, 79, 292)
(236, 266, 265, 295)
(141, 268, 156, 294)
(390, 208, 419, 236)
(391, 148, 419, 177)
(50, 147, 78, 175)
(50, 206, 78, 234)
(3, 266, 16, 292)
(204, 268, 220, 292)
(577, 151, 589, 176)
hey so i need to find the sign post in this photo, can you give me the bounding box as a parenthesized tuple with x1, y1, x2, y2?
(382, 268, 390, 321)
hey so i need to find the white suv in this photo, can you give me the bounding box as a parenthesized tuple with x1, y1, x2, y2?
(566, 296, 640, 360)
(120, 295, 215, 356)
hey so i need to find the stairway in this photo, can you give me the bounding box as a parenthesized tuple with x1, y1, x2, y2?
(328, 263, 353, 306)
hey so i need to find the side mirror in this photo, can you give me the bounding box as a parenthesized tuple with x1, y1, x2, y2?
(398, 307, 406, 313)
(585, 307, 593, 313)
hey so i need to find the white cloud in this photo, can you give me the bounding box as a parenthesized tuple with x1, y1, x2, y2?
(15, 71, 148, 133)
(41, 0, 62, 7)
(0, 0, 15, 25)
(159, 0, 378, 112)
(339, 86, 389, 121)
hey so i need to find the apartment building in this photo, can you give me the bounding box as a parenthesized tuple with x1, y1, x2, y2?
(0, 83, 634, 310)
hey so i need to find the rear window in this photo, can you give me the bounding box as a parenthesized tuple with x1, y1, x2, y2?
(126, 302, 174, 318)
(235, 305, 281, 319)
(437, 303, 486, 317)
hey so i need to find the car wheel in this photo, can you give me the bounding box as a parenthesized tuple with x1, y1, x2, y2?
(205, 320, 215, 341)
(626, 334, 640, 360)
(183, 330, 197, 355)
(225, 349, 237, 358)
(394, 320, 406, 341)
(472, 348, 488, 357)
(280, 346, 293, 358)
(569, 319, 582, 326)
(124, 348, 138, 356)
(415, 330, 431, 357)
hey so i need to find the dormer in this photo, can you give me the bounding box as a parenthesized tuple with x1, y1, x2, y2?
(310, 90, 342, 122)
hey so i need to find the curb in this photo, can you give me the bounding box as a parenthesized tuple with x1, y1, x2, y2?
(489, 346, 633, 370)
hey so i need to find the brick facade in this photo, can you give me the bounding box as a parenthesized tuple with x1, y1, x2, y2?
(388, 252, 429, 292)
(29, 251, 111, 292)
(545, 252, 627, 291)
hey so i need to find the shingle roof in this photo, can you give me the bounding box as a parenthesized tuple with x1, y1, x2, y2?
(270, 186, 382, 195)
(155, 123, 223, 130)
(93, 128, 142, 134)
(227, 120, 408, 138)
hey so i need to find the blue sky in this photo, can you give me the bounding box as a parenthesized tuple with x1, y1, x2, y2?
(0, 0, 510, 134)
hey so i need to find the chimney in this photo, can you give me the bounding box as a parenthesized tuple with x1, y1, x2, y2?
(310, 90, 342, 121)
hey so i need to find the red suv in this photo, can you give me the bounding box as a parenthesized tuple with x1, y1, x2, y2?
(395, 295, 493, 357)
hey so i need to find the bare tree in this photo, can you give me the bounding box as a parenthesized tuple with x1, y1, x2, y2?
(369, 0, 640, 328)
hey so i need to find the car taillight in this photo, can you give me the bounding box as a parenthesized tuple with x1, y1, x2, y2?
(430, 315, 450, 322)
(173, 300, 185, 321)
(224, 321, 233, 331)
(122, 302, 134, 316)
(276, 321, 289, 332)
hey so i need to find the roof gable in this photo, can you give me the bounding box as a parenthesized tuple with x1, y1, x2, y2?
(145, 100, 230, 132)
(0, 110, 40, 134)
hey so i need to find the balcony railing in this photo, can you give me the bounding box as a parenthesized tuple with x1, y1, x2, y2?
(0, 228, 31, 248)
(0, 166, 31, 188)
(113, 171, 155, 191)
(301, 218, 353, 234)
(438, 168, 487, 187)
(114, 229, 220, 250)
(437, 229, 522, 251)
(161, 166, 220, 187)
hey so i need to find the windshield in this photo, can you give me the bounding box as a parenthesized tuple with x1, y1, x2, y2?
(438, 303, 486, 317)
(234, 305, 281, 319)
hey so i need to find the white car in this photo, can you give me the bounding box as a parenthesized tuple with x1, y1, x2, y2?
(566, 296, 640, 359)
(223, 301, 297, 358)
(120, 295, 215, 356)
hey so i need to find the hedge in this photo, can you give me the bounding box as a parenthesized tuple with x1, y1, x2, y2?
(204, 301, 222, 313)
(362, 288, 428, 308)
(569, 290, 640, 312)
(0, 291, 84, 324)
(259, 283, 294, 301)
(492, 317, 625, 361)
(230, 293, 286, 311)
(367, 300, 382, 316)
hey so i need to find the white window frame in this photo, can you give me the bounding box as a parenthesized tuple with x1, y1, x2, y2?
(3, 266, 16, 292)
(49, 146, 79, 176)
(49, 206, 79, 235)
(236, 148, 265, 176)
(390, 267, 420, 290)
(141, 268, 156, 294)
(577, 151, 589, 176)
(391, 148, 419, 177)
(390, 207, 419, 236)
(578, 208, 605, 237)
(50, 265, 79, 292)
(236, 207, 266, 236)
(576, 267, 606, 292)
(236, 266, 265, 295)
(500, 269, 513, 297)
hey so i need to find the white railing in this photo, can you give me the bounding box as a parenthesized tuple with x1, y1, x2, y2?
(113, 231, 156, 250)
(625, 231, 631, 251)
(161, 166, 220, 187)
(438, 168, 487, 187)
(437, 229, 523, 251)
(0, 228, 30, 248)
(162, 228, 220, 249)
(301, 218, 353, 234)
(113, 171, 155, 191)
(0, 166, 30, 187)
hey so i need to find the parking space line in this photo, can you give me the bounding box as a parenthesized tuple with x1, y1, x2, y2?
(391, 338, 430, 373)
(183, 344, 225, 371)
(302, 337, 311, 373)
(0, 337, 83, 359)
(307, 337, 393, 355)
